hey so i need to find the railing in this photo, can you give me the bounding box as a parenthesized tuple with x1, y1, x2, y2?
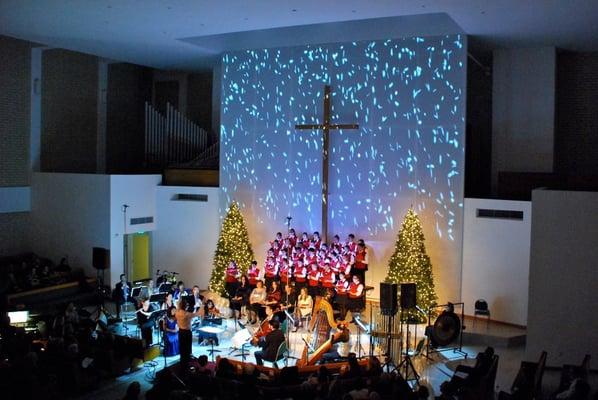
(144, 102, 211, 167)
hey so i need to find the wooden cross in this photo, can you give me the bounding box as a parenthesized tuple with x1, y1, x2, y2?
(295, 85, 359, 241)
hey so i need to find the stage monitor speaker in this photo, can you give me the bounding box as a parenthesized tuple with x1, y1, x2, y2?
(400, 283, 417, 309)
(379, 282, 398, 316)
(92, 247, 110, 270)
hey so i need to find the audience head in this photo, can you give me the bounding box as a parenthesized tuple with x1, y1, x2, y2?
(120, 274, 126, 283)
(177, 281, 185, 291)
(352, 275, 361, 284)
(240, 275, 248, 285)
(168, 306, 176, 318)
(192, 285, 200, 295)
(251, 260, 258, 268)
(123, 381, 141, 400)
(197, 354, 208, 367)
(256, 280, 264, 288)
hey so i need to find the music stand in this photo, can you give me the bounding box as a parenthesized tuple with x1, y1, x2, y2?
(158, 283, 172, 293)
(132, 286, 146, 298)
(199, 326, 224, 361)
(150, 293, 166, 305)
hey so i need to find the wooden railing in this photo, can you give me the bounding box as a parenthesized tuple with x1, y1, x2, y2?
(144, 102, 210, 167)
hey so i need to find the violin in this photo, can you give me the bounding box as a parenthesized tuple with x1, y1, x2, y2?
(250, 318, 273, 346)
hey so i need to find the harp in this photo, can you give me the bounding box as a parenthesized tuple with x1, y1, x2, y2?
(296, 296, 350, 367)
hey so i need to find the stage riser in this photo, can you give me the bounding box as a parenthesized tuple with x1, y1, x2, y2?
(462, 332, 526, 348)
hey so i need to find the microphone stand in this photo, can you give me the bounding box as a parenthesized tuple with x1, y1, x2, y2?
(286, 216, 292, 234)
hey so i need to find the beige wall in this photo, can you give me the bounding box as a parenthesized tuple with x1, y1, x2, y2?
(527, 189, 598, 366)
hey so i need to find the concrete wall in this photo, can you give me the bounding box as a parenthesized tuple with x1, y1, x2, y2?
(492, 47, 556, 193)
(29, 173, 111, 277)
(153, 186, 220, 291)
(109, 174, 161, 285)
(527, 189, 598, 366)
(461, 198, 531, 326)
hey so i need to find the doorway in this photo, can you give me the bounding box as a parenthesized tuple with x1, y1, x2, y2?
(127, 232, 151, 283)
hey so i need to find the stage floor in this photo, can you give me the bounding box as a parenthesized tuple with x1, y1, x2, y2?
(77, 305, 539, 399)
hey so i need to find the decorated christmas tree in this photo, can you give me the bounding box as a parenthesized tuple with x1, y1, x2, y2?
(209, 201, 255, 296)
(386, 208, 438, 322)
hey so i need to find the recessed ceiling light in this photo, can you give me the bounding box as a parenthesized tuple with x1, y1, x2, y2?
(292, 9, 297, 12)
(351, 10, 356, 13)
(481, 10, 486, 14)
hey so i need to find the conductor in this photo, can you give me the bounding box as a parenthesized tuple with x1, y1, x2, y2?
(175, 297, 203, 368)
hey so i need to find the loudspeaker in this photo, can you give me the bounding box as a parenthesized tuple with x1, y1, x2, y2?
(92, 247, 110, 270)
(379, 282, 398, 316)
(400, 283, 417, 309)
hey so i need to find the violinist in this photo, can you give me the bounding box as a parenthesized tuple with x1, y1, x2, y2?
(254, 319, 285, 366)
(250, 304, 277, 346)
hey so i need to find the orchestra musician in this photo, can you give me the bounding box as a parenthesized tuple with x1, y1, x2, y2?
(198, 299, 221, 345)
(161, 292, 174, 310)
(191, 285, 204, 312)
(136, 297, 156, 347)
(248, 280, 267, 324)
(163, 306, 179, 356)
(250, 304, 277, 346)
(230, 275, 251, 320)
(173, 281, 189, 304)
(113, 274, 132, 318)
(264, 280, 282, 307)
(142, 279, 158, 298)
(335, 272, 349, 319)
(224, 261, 240, 299)
(253, 319, 285, 366)
(296, 287, 313, 329)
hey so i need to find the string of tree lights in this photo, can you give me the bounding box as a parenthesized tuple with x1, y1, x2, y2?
(386, 208, 438, 322)
(209, 201, 255, 296)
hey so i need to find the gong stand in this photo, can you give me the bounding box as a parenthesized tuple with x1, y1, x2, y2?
(424, 302, 467, 360)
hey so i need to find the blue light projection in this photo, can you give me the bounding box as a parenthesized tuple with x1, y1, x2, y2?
(220, 35, 466, 243)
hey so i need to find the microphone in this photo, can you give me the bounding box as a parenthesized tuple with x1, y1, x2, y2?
(122, 204, 129, 208)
